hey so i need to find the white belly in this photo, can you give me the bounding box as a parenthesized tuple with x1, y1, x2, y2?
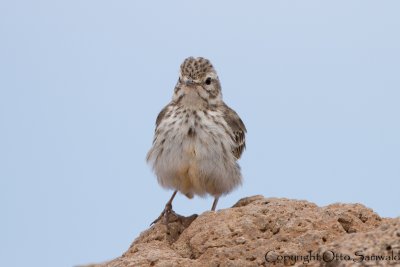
(147, 108, 242, 197)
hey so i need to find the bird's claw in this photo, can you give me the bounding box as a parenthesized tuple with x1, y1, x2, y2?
(150, 203, 175, 225)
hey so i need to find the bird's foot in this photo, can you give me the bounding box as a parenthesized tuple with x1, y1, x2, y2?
(151, 203, 177, 225)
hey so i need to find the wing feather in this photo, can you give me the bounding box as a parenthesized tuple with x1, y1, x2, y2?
(221, 103, 247, 159)
(155, 104, 170, 128)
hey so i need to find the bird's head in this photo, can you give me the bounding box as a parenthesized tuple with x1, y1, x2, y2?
(172, 57, 222, 107)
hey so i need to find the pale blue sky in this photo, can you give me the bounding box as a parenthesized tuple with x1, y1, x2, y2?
(1, 1, 399, 267)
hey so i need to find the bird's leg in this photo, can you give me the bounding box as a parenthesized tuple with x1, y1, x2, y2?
(211, 197, 219, 211)
(151, 190, 178, 225)
(164, 190, 177, 215)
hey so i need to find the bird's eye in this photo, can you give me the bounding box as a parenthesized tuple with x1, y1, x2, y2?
(205, 77, 212, 85)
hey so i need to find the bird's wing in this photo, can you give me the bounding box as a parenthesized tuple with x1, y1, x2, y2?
(155, 104, 170, 129)
(221, 103, 247, 159)
(149, 103, 172, 145)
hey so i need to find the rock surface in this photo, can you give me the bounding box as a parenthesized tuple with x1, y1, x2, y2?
(83, 196, 400, 267)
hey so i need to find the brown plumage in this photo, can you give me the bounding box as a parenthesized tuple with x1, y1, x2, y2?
(147, 57, 246, 224)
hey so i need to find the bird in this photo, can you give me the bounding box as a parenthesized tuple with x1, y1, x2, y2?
(146, 57, 246, 224)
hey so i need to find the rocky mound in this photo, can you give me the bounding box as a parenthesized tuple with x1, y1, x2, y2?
(83, 196, 400, 266)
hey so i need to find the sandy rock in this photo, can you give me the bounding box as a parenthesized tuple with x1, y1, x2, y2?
(317, 219, 400, 267)
(82, 196, 399, 267)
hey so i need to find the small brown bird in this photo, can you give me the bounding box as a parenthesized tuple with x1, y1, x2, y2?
(147, 57, 246, 222)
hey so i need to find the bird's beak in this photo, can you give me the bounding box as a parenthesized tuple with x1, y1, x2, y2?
(185, 78, 194, 86)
